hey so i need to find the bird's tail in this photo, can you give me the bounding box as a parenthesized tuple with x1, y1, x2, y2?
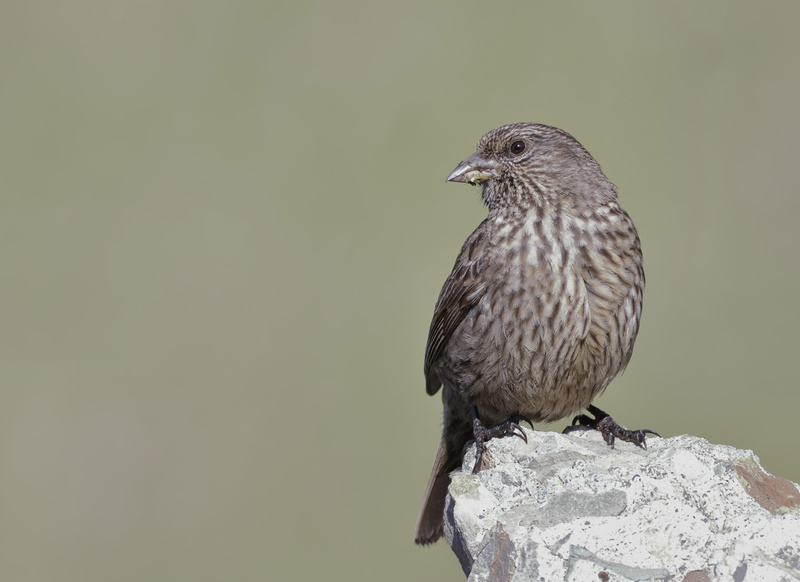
(414, 437, 452, 545)
(414, 421, 472, 545)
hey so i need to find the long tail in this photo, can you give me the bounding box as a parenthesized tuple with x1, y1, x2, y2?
(414, 437, 452, 545)
(414, 422, 472, 545)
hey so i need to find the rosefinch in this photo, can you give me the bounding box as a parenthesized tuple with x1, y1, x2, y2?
(414, 123, 654, 545)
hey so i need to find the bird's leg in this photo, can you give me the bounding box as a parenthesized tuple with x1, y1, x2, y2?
(563, 404, 659, 450)
(467, 405, 533, 473)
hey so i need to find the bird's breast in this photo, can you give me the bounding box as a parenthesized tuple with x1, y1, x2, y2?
(489, 207, 582, 291)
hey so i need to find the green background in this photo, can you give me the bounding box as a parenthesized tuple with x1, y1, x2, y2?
(2, 1, 798, 581)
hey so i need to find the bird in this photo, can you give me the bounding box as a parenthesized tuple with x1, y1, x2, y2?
(414, 123, 654, 545)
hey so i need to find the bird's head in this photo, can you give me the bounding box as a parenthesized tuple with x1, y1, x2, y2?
(446, 123, 616, 210)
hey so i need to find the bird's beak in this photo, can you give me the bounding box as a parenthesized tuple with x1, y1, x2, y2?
(446, 152, 498, 185)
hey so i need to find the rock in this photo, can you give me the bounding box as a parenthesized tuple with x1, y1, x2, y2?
(444, 429, 800, 582)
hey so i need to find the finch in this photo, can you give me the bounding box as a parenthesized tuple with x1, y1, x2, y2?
(415, 123, 653, 545)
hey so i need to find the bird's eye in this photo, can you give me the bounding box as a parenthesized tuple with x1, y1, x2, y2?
(510, 140, 526, 155)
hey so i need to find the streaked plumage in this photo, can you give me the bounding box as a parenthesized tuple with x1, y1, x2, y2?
(415, 123, 645, 545)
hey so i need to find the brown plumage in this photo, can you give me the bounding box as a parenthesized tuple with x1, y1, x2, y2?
(414, 123, 649, 545)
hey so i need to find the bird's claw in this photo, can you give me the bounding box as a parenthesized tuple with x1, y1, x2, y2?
(469, 414, 533, 473)
(563, 405, 659, 450)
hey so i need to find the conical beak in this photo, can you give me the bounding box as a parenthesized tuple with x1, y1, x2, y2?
(446, 152, 498, 185)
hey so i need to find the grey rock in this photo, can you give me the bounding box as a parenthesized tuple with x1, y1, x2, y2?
(444, 430, 800, 582)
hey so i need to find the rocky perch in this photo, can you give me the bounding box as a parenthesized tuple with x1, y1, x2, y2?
(445, 430, 800, 582)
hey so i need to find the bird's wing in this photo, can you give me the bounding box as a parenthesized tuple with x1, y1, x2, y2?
(424, 223, 489, 395)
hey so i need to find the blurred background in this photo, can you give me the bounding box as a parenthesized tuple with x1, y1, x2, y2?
(1, 1, 798, 580)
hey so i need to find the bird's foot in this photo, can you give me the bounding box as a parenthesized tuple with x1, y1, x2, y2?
(563, 405, 659, 450)
(469, 413, 533, 474)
